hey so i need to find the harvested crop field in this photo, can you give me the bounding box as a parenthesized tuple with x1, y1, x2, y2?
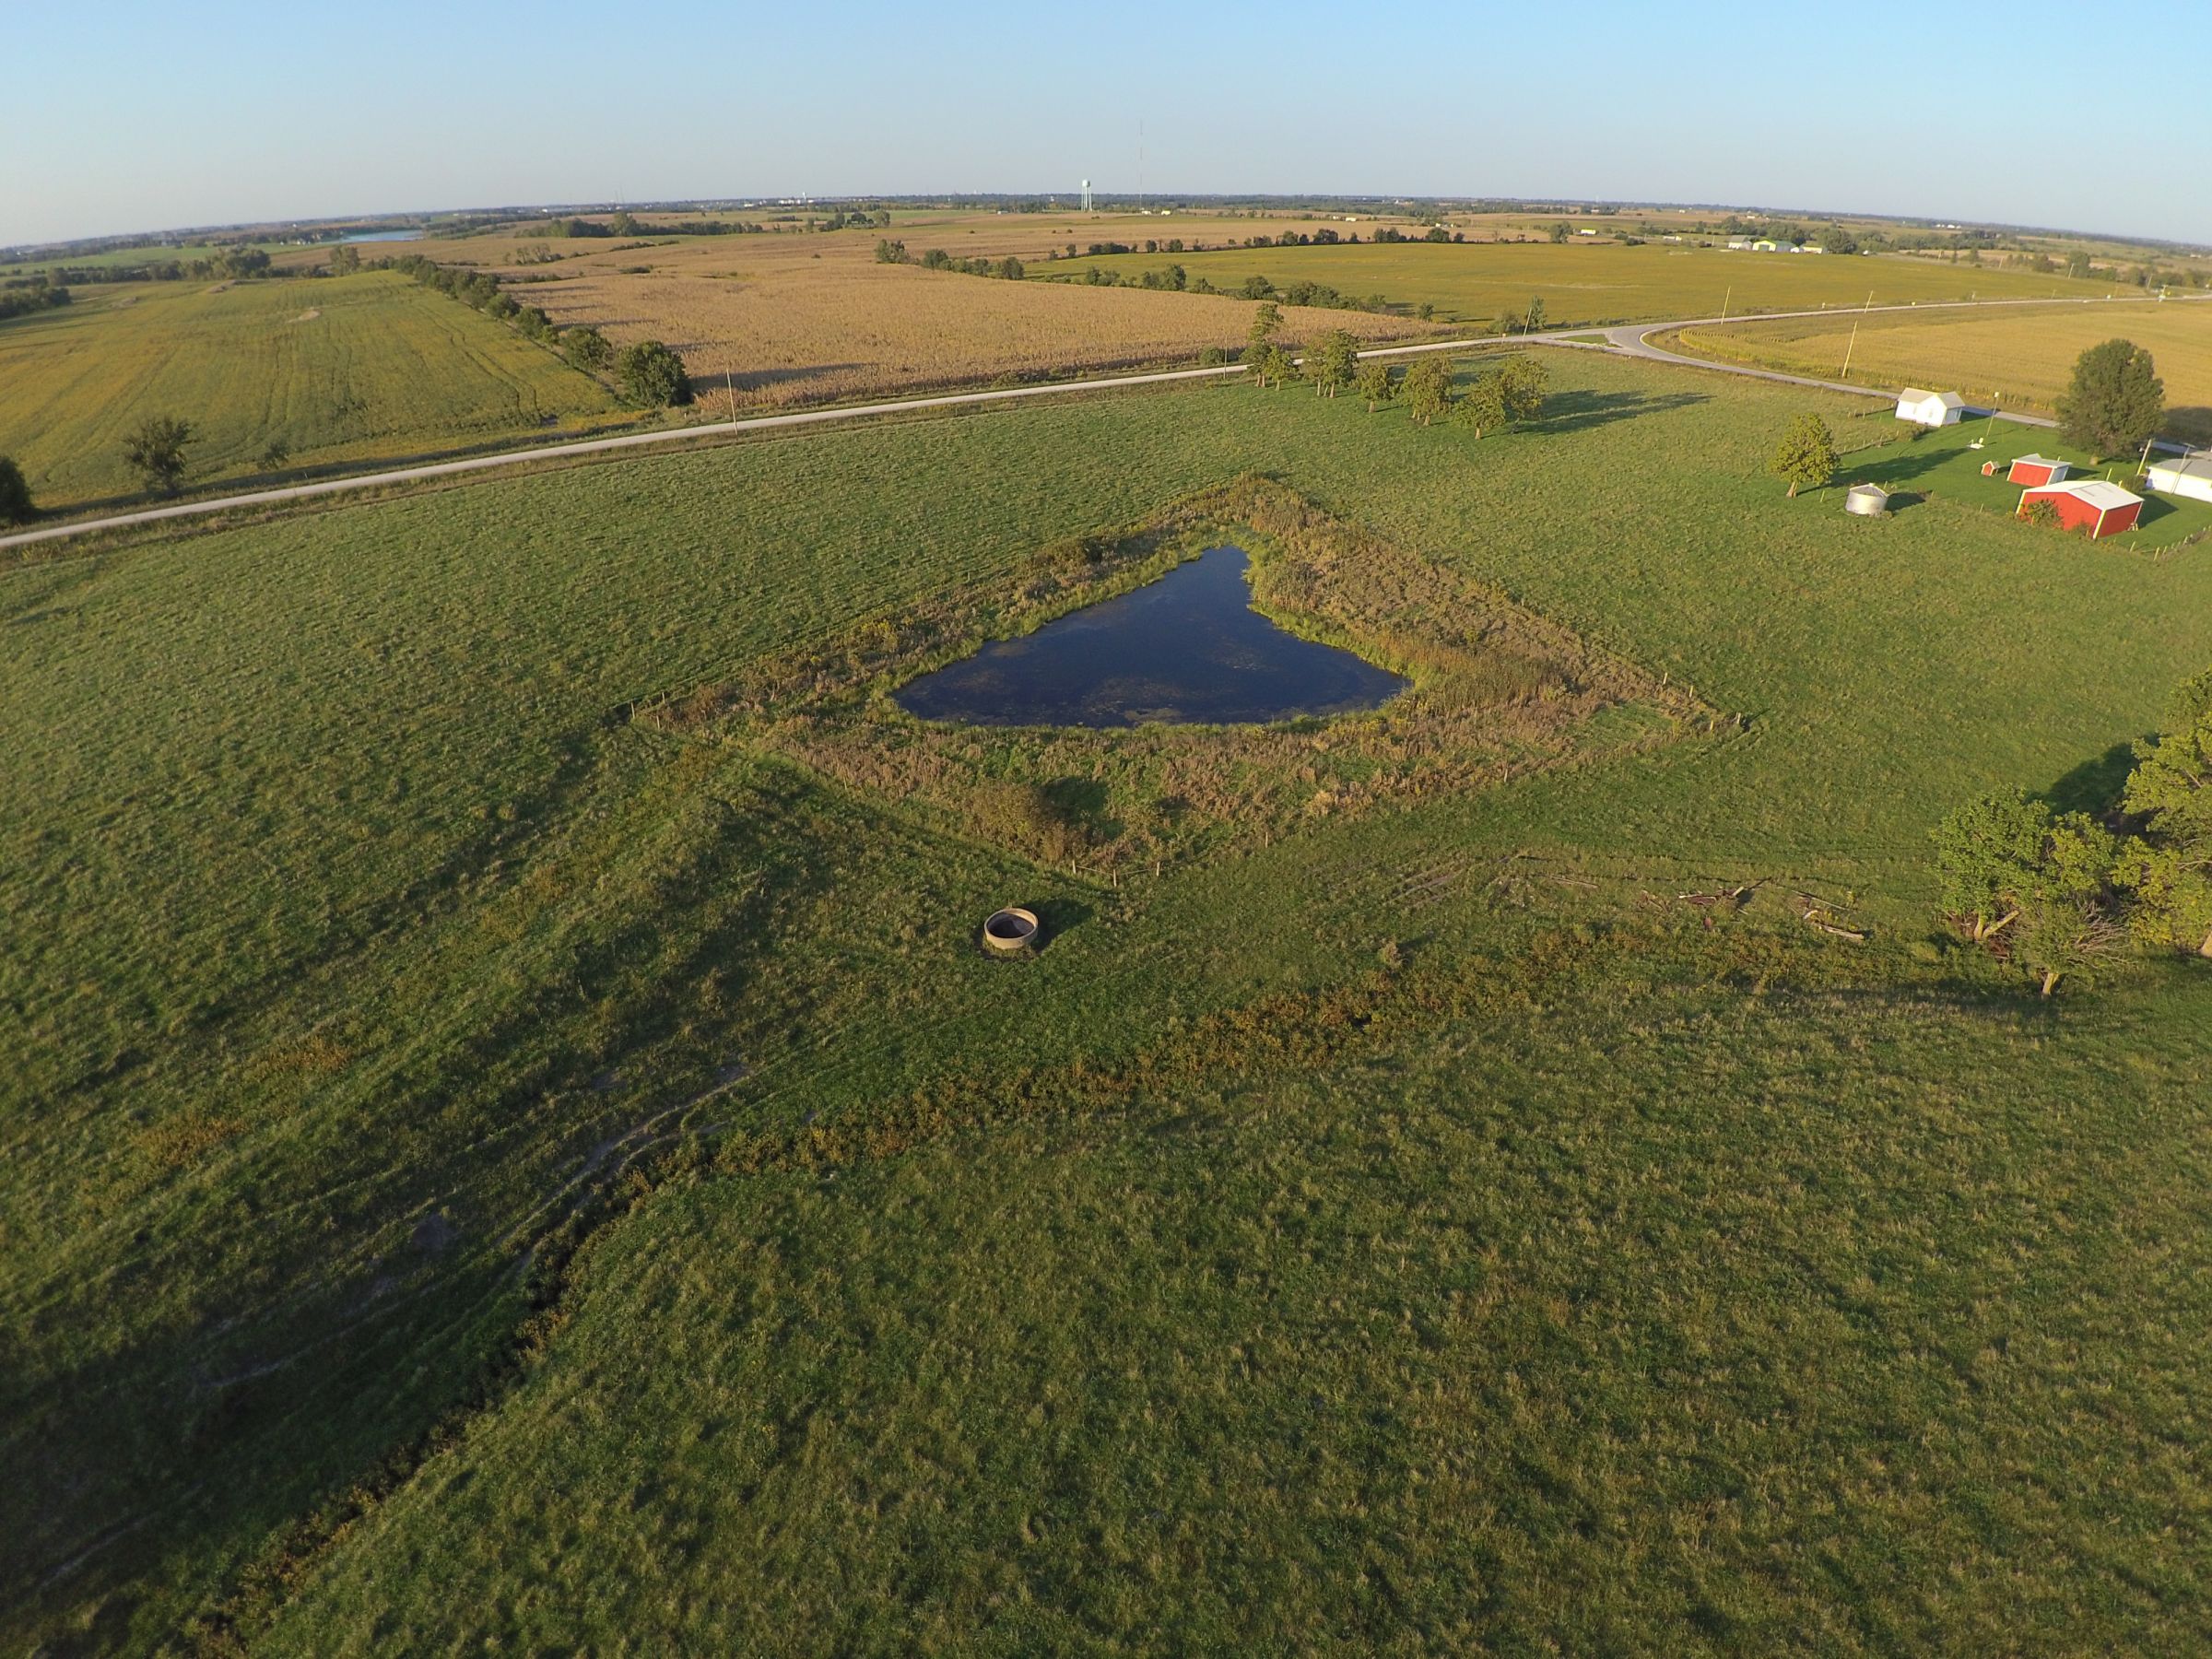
(1672, 299, 2212, 443)
(406, 218, 1431, 412)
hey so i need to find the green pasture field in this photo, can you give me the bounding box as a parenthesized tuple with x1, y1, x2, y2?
(0, 271, 628, 510)
(1843, 417, 2212, 549)
(5, 348, 2211, 1653)
(1038, 241, 2123, 326)
(1672, 299, 2212, 445)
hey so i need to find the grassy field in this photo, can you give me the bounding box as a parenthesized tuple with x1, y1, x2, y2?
(1041, 241, 2124, 326)
(6, 350, 2212, 1653)
(0, 271, 627, 509)
(1841, 416, 2212, 550)
(1673, 299, 2212, 444)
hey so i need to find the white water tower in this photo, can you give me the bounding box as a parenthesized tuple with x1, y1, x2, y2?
(1081, 178, 1092, 213)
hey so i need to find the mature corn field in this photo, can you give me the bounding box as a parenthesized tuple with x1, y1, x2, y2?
(0, 272, 625, 508)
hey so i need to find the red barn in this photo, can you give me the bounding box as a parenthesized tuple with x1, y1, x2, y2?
(2006, 453, 2071, 487)
(2018, 479, 2143, 539)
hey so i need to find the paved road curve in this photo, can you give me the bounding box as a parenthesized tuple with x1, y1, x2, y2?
(6, 292, 2201, 553)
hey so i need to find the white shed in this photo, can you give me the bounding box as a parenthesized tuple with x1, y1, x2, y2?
(1896, 388, 1966, 427)
(2146, 454, 2212, 503)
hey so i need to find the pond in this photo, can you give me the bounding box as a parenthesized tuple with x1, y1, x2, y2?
(893, 545, 1407, 727)
(338, 229, 424, 243)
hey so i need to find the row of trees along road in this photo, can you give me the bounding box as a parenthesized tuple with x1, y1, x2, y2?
(1241, 303, 1549, 434)
(1936, 665, 2212, 994)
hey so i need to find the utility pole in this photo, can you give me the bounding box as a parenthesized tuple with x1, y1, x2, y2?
(1864, 288, 1875, 312)
(725, 364, 738, 429)
(1840, 319, 1861, 380)
(1720, 285, 1731, 322)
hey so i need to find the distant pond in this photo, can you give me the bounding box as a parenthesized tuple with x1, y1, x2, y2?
(338, 229, 424, 243)
(893, 545, 1407, 728)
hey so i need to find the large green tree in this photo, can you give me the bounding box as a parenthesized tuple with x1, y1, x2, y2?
(1934, 790, 2121, 992)
(1248, 300, 1281, 349)
(2113, 668, 2212, 958)
(1769, 413, 1837, 498)
(1402, 357, 1454, 426)
(617, 341, 692, 408)
(0, 456, 33, 525)
(2057, 338, 2164, 459)
(121, 415, 194, 497)
(1454, 356, 1549, 438)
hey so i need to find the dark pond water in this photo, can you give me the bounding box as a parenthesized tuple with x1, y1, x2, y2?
(893, 545, 1407, 727)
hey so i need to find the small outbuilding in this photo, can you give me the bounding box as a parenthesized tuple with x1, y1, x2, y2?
(1843, 483, 1890, 517)
(2146, 453, 2212, 503)
(2018, 479, 2144, 539)
(2006, 453, 2071, 487)
(1896, 388, 1966, 427)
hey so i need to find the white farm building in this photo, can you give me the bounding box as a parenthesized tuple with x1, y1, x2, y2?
(1896, 388, 1966, 427)
(2146, 454, 2212, 503)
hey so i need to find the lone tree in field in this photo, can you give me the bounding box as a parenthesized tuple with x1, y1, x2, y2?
(1769, 413, 1837, 497)
(617, 340, 692, 408)
(122, 416, 194, 497)
(1308, 329, 1359, 398)
(2113, 666, 2212, 959)
(1248, 301, 1282, 350)
(1356, 359, 1396, 412)
(0, 456, 34, 525)
(1402, 357, 1454, 426)
(2057, 338, 2164, 460)
(1454, 355, 1550, 438)
(326, 242, 360, 276)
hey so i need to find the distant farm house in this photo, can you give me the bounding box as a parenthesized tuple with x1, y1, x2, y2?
(1896, 388, 1967, 427)
(2146, 453, 2212, 503)
(2006, 453, 2072, 487)
(1788, 243, 1826, 253)
(2018, 479, 2144, 539)
(1726, 238, 1755, 250)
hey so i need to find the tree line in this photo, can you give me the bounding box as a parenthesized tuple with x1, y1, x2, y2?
(875, 241, 1025, 280)
(384, 253, 689, 406)
(9, 247, 275, 286)
(1234, 303, 1550, 435)
(0, 276, 72, 322)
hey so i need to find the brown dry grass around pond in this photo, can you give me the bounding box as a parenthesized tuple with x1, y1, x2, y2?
(652, 477, 1719, 873)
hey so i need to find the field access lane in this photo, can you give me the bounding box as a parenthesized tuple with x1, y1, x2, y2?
(5, 293, 2203, 553)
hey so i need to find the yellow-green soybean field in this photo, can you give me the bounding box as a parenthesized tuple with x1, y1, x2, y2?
(0, 271, 627, 509)
(1673, 299, 2212, 442)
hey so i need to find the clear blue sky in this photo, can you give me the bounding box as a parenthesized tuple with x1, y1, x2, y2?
(7, 0, 2208, 248)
